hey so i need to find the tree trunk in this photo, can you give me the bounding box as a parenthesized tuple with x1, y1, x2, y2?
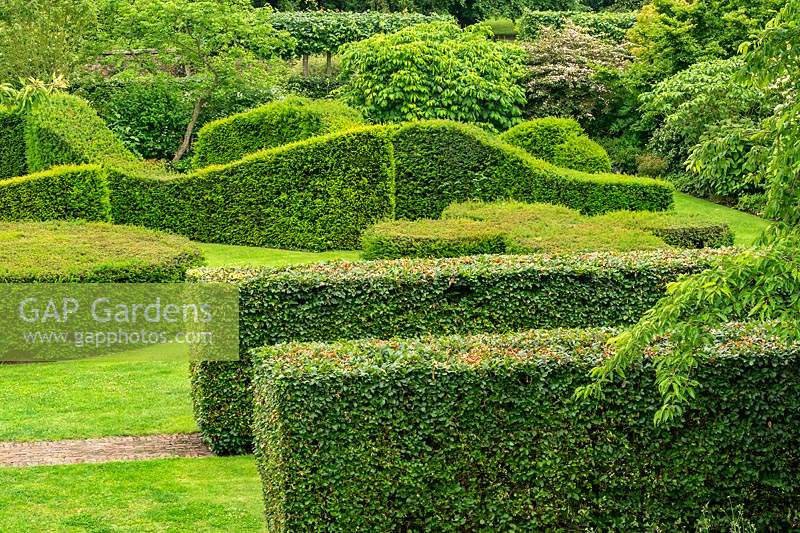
(302, 55, 309, 77)
(326, 52, 332, 76)
(173, 96, 205, 163)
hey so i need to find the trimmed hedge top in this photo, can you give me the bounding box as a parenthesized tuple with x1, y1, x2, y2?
(191, 97, 365, 168)
(361, 200, 734, 259)
(252, 325, 800, 530)
(0, 220, 203, 282)
(391, 120, 672, 219)
(501, 117, 612, 173)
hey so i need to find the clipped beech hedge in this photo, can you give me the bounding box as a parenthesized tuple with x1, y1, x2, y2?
(192, 97, 364, 168)
(0, 220, 203, 282)
(188, 249, 731, 454)
(252, 326, 800, 531)
(0, 164, 111, 223)
(391, 120, 672, 219)
(0, 106, 26, 179)
(112, 127, 395, 251)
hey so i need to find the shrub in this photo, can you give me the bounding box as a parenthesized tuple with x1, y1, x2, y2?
(518, 11, 637, 42)
(192, 97, 364, 168)
(361, 219, 507, 259)
(519, 24, 630, 132)
(0, 165, 111, 223)
(392, 120, 672, 220)
(0, 220, 203, 282)
(252, 326, 800, 530)
(112, 127, 395, 251)
(339, 22, 527, 131)
(0, 107, 26, 179)
(500, 118, 613, 173)
(363, 201, 733, 259)
(552, 135, 612, 173)
(636, 152, 669, 177)
(189, 248, 731, 453)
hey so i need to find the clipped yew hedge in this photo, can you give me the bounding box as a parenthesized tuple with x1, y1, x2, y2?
(189, 249, 730, 454)
(112, 127, 395, 251)
(0, 106, 26, 179)
(391, 120, 672, 219)
(252, 326, 800, 531)
(192, 97, 364, 168)
(0, 165, 111, 223)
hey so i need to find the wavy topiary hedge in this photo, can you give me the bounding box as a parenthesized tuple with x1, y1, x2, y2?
(362, 201, 734, 259)
(501, 117, 612, 173)
(392, 120, 671, 219)
(252, 326, 800, 530)
(191, 97, 364, 168)
(0, 220, 203, 282)
(0, 106, 26, 179)
(188, 249, 731, 454)
(111, 127, 395, 251)
(0, 165, 111, 223)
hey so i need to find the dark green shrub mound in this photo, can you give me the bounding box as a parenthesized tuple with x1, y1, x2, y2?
(252, 327, 800, 531)
(363, 201, 733, 259)
(501, 117, 612, 173)
(0, 106, 26, 179)
(518, 11, 637, 42)
(361, 219, 507, 259)
(191, 97, 364, 168)
(23, 93, 139, 173)
(391, 120, 672, 219)
(112, 127, 395, 251)
(0, 220, 203, 282)
(188, 248, 731, 454)
(0, 165, 111, 223)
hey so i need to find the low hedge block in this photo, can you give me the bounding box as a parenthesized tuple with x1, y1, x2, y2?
(361, 219, 507, 259)
(189, 248, 731, 454)
(192, 97, 364, 168)
(391, 120, 671, 220)
(361, 201, 734, 259)
(252, 326, 800, 530)
(111, 127, 396, 251)
(0, 164, 111, 223)
(0, 106, 26, 179)
(0, 220, 203, 282)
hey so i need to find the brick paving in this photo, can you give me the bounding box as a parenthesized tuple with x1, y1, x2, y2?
(0, 433, 212, 467)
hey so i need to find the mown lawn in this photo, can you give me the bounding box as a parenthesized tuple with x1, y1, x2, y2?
(673, 192, 769, 246)
(198, 243, 361, 268)
(0, 457, 264, 532)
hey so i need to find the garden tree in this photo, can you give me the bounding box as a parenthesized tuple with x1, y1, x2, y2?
(578, 0, 800, 423)
(338, 22, 526, 131)
(0, 0, 102, 83)
(519, 24, 630, 135)
(638, 57, 776, 198)
(111, 0, 294, 162)
(626, 0, 784, 87)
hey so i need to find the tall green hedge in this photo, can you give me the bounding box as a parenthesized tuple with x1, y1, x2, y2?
(518, 10, 637, 42)
(0, 165, 111, 223)
(192, 97, 364, 168)
(252, 326, 800, 530)
(268, 11, 455, 56)
(189, 249, 730, 454)
(391, 120, 672, 219)
(112, 127, 395, 251)
(0, 106, 27, 179)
